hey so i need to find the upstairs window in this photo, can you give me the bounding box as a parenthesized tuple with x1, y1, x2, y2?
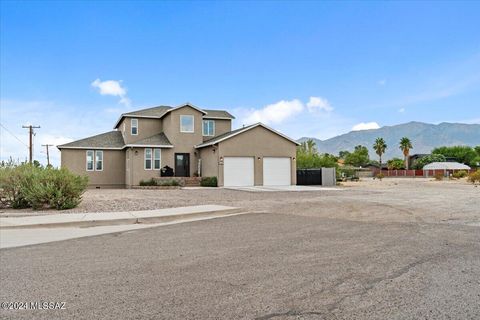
(131, 118, 138, 135)
(145, 148, 152, 170)
(154, 149, 161, 170)
(180, 115, 194, 133)
(95, 150, 103, 171)
(202, 120, 215, 136)
(86, 150, 94, 171)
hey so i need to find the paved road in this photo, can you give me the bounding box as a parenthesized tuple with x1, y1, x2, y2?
(1, 212, 479, 319)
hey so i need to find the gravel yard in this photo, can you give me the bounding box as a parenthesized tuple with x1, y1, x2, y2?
(3, 178, 479, 226)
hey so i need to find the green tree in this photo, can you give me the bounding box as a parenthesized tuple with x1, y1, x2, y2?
(399, 137, 413, 169)
(344, 145, 370, 167)
(432, 146, 476, 165)
(373, 138, 387, 170)
(413, 154, 446, 169)
(387, 158, 405, 170)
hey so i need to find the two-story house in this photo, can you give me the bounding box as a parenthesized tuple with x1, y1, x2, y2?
(58, 103, 298, 188)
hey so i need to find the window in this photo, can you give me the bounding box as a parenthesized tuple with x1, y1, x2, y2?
(202, 120, 215, 136)
(154, 149, 161, 170)
(86, 150, 94, 171)
(131, 118, 138, 135)
(145, 148, 152, 170)
(95, 151, 103, 171)
(180, 115, 194, 133)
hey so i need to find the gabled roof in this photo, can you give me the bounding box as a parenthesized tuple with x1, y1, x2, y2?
(203, 109, 236, 119)
(125, 132, 173, 148)
(423, 162, 471, 170)
(195, 123, 300, 148)
(113, 103, 234, 128)
(57, 131, 125, 150)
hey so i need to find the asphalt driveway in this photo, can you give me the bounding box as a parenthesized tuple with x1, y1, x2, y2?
(1, 211, 479, 320)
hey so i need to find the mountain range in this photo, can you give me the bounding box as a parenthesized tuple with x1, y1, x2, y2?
(298, 122, 480, 160)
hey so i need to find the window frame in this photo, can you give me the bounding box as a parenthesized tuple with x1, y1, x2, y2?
(202, 120, 215, 136)
(180, 115, 194, 133)
(153, 148, 161, 170)
(144, 148, 152, 170)
(86, 150, 94, 171)
(95, 150, 103, 171)
(131, 118, 138, 135)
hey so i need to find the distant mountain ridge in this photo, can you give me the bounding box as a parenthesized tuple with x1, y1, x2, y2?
(298, 122, 480, 160)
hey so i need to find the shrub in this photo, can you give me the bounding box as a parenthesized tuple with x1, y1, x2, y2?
(139, 178, 158, 186)
(0, 164, 88, 210)
(200, 176, 217, 187)
(434, 172, 444, 181)
(452, 170, 468, 179)
(157, 179, 180, 186)
(468, 170, 480, 184)
(376, 173, 384, 180)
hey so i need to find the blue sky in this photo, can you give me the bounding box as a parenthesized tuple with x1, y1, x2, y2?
(1, 1, 480, 166)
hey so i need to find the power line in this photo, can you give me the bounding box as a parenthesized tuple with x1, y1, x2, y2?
(0, 123, 29, 148)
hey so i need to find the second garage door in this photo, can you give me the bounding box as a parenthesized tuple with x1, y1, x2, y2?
(224, 157, 254, 187)
(263, 157, 291, 186)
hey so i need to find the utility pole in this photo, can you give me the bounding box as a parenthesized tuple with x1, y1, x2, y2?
(42, 144, 54, 166)
(22, 125, 40, 164)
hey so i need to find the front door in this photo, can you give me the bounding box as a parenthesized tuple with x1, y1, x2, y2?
(175, 153, 190, 177)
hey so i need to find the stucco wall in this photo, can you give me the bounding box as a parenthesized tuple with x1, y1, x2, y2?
(120, 117, 163, 144)
(162, 106, 204, 176)
(215, 126, 297, 186)
(61, 149, 126, 187)
(199, 146, 219, 178)
(125, 147, 170, 186)
(202, 119, 232, 141)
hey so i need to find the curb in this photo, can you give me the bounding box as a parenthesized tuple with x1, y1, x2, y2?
(0, 207, 243, 229)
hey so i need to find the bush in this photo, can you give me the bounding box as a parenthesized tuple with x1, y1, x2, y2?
(139, 178, 158, 186)
(158, 179, 180, 186)
(452, 170, 468, 179)
(200, 176, 217, 187)
(468, 170, 480, 184)
(0, 164, 88, 210)
(376, 173, 384, 180)
(139, 178, 180, 186)
(434, 172, 444, 181)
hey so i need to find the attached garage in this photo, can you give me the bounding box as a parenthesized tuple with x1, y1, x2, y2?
(224, 157, 254, 187)
(196, 123, 299, 187)
(263, 157, 291, 186)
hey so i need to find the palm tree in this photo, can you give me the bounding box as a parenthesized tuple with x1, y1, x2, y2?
(399, 137, 413, 169)
(373, 138, 387, 171)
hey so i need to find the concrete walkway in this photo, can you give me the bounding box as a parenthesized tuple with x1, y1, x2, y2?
(0, 205, 240, 229)
(0, 211, 249, 249)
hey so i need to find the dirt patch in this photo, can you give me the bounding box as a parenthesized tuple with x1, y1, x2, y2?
(1, 178, 478, 226)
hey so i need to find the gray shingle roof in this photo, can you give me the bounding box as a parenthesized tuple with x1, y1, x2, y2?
(127, 133, 172, 147)
(58, 131, 125, 149)
(203, 109, 235, 119)
(122, 106, 172, 118)
(196, 124, 256, 148)
(114, 105, 235, 128)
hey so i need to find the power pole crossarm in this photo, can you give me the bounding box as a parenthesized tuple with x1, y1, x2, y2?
(22, 125, 40, 164)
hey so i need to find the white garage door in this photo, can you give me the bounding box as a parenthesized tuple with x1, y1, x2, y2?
(263, 157, 291, 186)
(224, 157, 254, 187)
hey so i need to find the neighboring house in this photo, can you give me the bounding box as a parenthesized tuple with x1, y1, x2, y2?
(58, 103, 299, 188)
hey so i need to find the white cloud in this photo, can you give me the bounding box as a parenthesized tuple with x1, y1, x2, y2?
(306, 96, 333, 113)
(398, 107, 405, 113)
(352, 122, 380, 131)
(91, 78, 131, 107)
(244, 99, 304, 125)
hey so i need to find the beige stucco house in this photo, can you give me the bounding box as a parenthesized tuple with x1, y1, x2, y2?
(58, 103, 299, 188)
